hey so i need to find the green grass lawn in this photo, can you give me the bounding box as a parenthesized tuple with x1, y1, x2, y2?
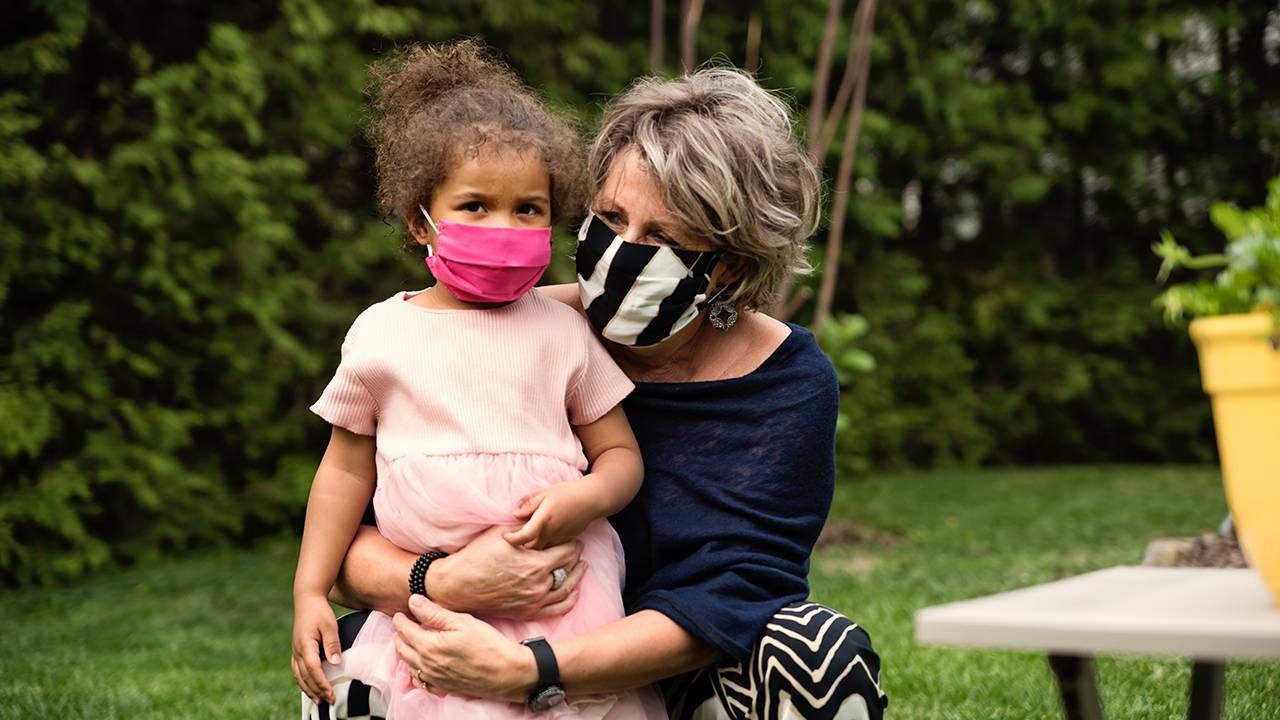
(2, 465, 1276, 719)
(811, 465, 1279, 719)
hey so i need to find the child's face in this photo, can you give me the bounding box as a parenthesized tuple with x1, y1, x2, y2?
(409, 149, 551, 251)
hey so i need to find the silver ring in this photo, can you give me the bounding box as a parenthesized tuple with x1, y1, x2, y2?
(550, 567, 568, 591)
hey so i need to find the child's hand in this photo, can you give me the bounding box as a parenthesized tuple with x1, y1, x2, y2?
(291, 593, 341, 705)
(504, 479, 603, 550)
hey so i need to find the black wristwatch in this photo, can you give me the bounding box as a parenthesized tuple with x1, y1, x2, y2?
(521, 636, 566, 711)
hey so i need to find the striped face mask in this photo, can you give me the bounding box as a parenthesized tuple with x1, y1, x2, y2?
(576, 213, 724, 347)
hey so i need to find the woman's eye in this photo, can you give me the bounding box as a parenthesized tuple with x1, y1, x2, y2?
(599, 212, 625, 231)
(652, 233, 679, 248)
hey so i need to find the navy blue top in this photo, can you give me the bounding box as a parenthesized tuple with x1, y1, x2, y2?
(609, 324, 839, 661)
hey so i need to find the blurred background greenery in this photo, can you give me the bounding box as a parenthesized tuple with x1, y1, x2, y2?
(1, 0, 1277, 587)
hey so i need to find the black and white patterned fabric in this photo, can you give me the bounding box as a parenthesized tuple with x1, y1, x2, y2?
(302, 611, 385, 720)
(304, 603, 885, 720)
(575, 214, 721, 347)
(665, 602, 887, 720)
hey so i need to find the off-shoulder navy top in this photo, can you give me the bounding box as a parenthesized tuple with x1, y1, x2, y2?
(609, 323, 838, 661)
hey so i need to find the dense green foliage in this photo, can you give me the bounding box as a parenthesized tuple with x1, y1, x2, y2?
(3, 0, 1277, 582)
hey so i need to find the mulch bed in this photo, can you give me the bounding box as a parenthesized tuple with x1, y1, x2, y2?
(816, 519, 904, 550)
(1144, 529, 1248, 569)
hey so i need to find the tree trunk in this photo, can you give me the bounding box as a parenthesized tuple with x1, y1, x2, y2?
(817, 2, 869, 160)
(650, 0, 665, 74)
(776, 0, 843, 317)
(813, 0, 878, 331)
(805, 0, 844, 162)
(681, 0, 706, 74)
(745, 7, 763, 73)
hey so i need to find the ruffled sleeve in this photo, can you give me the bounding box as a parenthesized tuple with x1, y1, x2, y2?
(310, 332, 378, 436)
(566, 319, 634, 426)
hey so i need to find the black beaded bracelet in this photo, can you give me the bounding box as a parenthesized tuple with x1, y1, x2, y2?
(408, 550, 449, 597)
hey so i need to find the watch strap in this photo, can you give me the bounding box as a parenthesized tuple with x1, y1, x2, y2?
(521, 636, 561, 687)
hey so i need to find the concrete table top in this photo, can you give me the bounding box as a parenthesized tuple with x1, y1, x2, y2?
(915, 566, 1280, 661)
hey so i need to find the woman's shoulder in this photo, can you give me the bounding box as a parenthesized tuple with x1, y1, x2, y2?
(740, 313, 832, 381)
(743, 312, 793, 350)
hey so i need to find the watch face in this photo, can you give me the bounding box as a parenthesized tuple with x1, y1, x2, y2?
(530, 686, 566, 711)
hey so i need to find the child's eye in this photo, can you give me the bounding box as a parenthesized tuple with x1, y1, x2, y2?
(461, 201, 485, 213)
(518, 204, 544, 216)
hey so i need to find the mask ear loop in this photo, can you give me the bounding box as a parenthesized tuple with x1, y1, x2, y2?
(418, 204, 439, 258)
(698, 278, 734, 310)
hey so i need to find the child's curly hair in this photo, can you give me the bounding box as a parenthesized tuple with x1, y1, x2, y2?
(366, 39, 587, 257)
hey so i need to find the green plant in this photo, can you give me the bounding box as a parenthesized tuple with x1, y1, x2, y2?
(1154, 176, 1280, 338)
(818, 253, 993, 475)
(815, 313, 877, 474)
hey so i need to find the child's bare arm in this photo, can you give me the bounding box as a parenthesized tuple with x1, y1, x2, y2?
(504, 406, 642, 549)
(291, 426, 376, 704)
(573, 405, 644, 515)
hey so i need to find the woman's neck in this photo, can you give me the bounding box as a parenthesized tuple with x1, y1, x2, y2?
(610, 326, 708, 383)
(610, 312, 773, 384)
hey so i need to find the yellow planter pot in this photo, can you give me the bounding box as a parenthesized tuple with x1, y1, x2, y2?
(1190, 312, 1280, 605)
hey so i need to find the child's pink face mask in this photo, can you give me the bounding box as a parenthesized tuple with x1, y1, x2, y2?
(419, 204, 552, 304)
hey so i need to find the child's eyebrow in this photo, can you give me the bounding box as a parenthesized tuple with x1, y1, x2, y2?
(448, 189, 549, 205)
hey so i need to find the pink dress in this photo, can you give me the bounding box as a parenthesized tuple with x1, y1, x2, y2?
(310, 290, 666, 719)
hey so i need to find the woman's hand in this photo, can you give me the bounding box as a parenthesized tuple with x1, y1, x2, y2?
(430, 525, 586, 619)
(393, 595, 538, 703)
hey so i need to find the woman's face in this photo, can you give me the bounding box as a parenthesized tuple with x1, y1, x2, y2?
(584, 148, 743, 352)
(590, 150, 715, 253)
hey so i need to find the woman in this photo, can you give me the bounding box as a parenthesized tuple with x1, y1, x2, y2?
(306, 67, 887, 720)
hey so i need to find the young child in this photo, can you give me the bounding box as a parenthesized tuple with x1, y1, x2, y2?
(291, 40, 663, 719)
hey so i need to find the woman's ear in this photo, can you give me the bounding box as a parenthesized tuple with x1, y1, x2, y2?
(404, 204, 437, 250)
(710, 255, 748, 301)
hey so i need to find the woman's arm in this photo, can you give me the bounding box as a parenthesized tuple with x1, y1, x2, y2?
(536, 283, 583, 311)
(554, 609, 721, 694)
(329, 525, 416, 615)
(393, 597, 721, 701)
(332, 522, 589, 619)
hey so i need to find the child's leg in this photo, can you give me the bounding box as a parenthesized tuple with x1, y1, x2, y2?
(301, 611, 388, 720)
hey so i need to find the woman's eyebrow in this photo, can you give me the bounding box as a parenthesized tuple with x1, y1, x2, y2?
(645, 216, 690, 243)
(597, 204, 686, 241)
(594, 202, 624, 217)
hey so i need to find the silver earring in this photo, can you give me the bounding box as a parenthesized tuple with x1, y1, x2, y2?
(708, 301, 738, 330)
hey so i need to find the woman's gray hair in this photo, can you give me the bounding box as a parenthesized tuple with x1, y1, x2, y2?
(589, 67, 822, 311)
